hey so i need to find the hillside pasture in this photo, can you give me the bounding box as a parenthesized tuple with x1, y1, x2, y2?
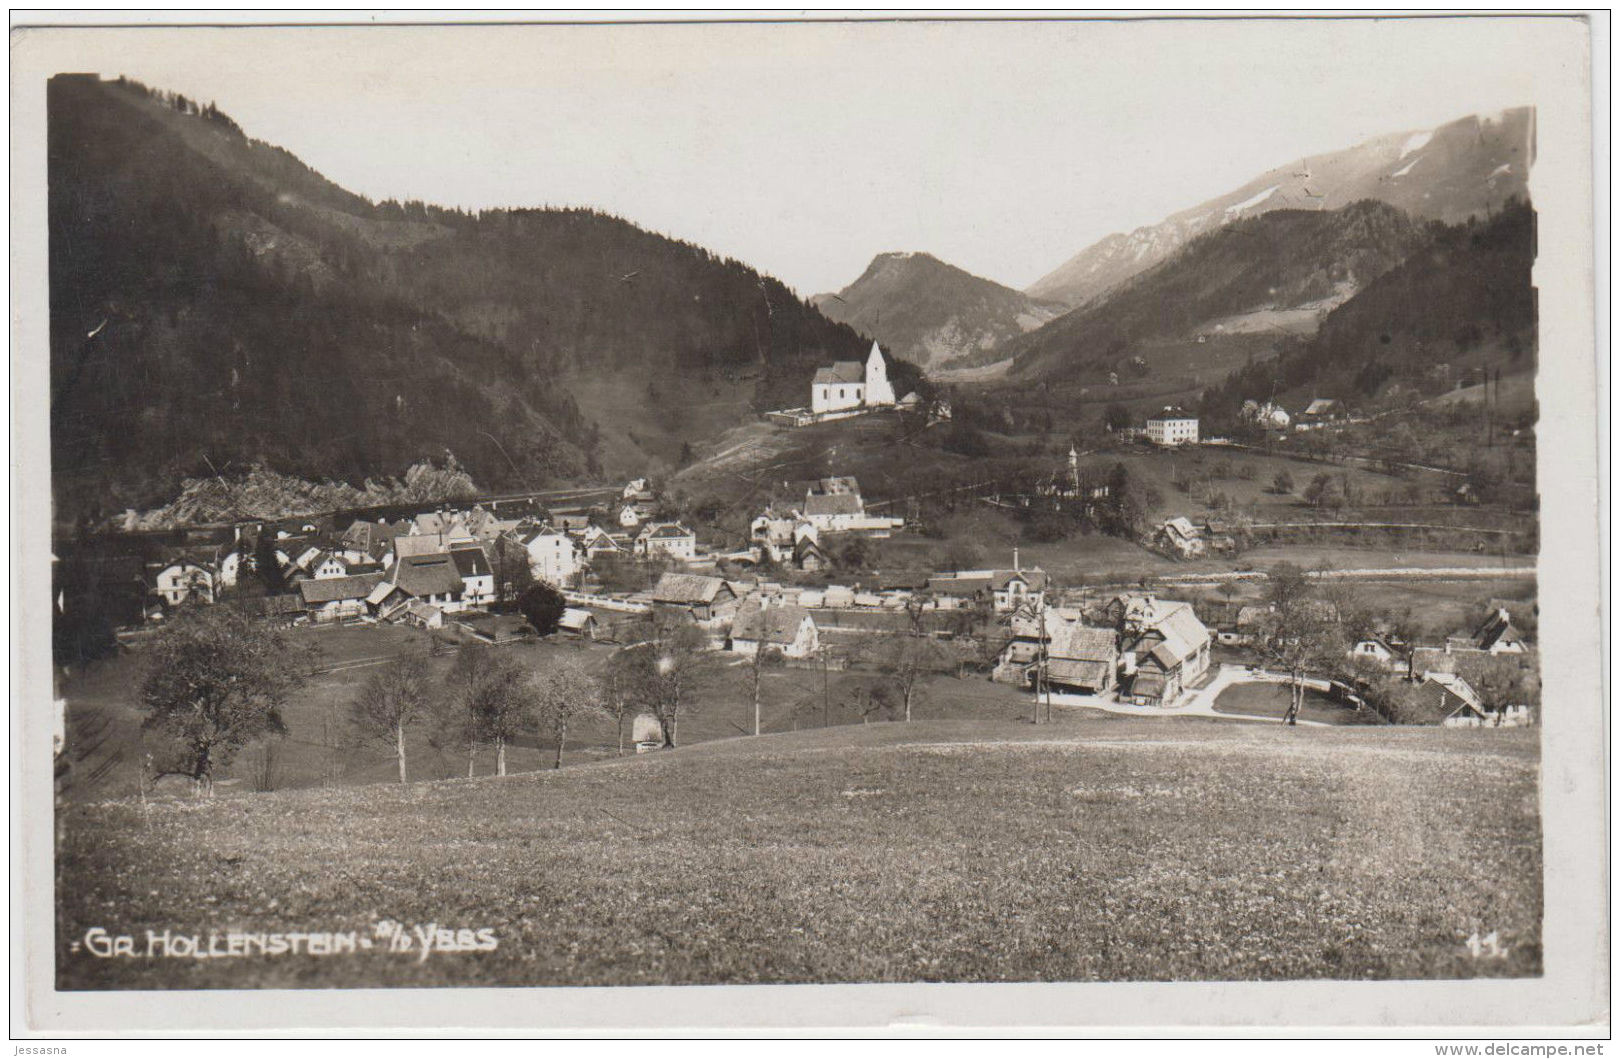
(56, 720, 1541, 989)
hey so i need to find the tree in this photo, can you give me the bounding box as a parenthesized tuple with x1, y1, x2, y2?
(349, 648, 432, 782)
(750, 644, 786, 736)
(491, 538, 537, 607)
(517, 582, 567, 637)
(860, 616, 955, 723)
(1454, 653, 1537, 720)
(1271, 470, 1295, 495)
(531, 656, 605, 769)
(1104, 403, 1132, 432)
(1303, 472, 1345, 510)
(624, 619, 712, 747)
(1255, 564, 1345, 725)
(253, 533, 286, 593)
(437, 644, 532, 777)
(601, 649, 643, 756)
(138, 604, 310, 795)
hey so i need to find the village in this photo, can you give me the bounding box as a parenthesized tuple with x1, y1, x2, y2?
(52, 345, 1539, 784)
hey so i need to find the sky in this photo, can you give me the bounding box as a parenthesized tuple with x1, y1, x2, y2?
(26, 17, 1562, 295)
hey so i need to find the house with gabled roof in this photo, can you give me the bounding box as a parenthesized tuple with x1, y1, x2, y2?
(517, 523, 581, 586)
(727, 600, 819, 659)
(635, 522, 697, 562)
(1474, 608, 1528, 654)
(389, 553, 466, 612)
(651, 572, 736, 622)
(1046, 622, 1119, 695)
(927, 567, 1049, 613)
(298, 572, 386, 623)
(1117, 598, 1211, 705)
(450, 546, 495, 608)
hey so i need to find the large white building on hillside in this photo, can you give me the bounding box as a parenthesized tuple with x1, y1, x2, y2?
(1145, 408, 1199, 446)
(811, 341, 896, 414)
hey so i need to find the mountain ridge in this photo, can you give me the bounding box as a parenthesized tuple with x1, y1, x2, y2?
(812, 251, 1062, 370)
(1026, 107, 1533, 309)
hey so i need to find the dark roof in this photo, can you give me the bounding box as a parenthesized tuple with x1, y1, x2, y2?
(1474, 609, 1523, 650)
(450, 546, 492, 578)
(643, 523, 693, 540)
(731, 601, 813, 645)
(298, 572, 386, 605)
(812, 361, 865, 385)
(392, 554, 465, 598)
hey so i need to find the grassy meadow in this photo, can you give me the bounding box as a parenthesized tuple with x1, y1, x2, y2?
(56, 719, 1541, 989)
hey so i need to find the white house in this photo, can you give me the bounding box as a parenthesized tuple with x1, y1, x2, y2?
(728, 600, 819, 659)
(313, 552, 352, 580)
(1145, 408, 1199, 446)
(451, 547, 496, 608)
(1347, 637, 1401, 671)
(810, 342, 896, 415)
(636, 523, 697, 561)
(519, 525, 581, 586)
(151, 559, 215, 607)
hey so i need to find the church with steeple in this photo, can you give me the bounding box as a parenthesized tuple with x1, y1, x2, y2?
(809, 341, 895, 415)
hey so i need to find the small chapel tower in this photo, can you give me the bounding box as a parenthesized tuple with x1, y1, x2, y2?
(863, 341, 896, 407)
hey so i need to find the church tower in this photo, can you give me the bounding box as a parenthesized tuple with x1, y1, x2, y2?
(863, 341, 896, 407)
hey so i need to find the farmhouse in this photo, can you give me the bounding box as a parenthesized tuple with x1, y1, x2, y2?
(389, 553, 467, 612)
(651, 572, 737, 622)
(1117, 598, 1212, 705)
(728, 600, 819, 659)
(1294, 398, 1343, 430)
(1046, 622, 1119, 695)
(810, 341, 896, 415)
(298, 572, 386, 623)
(1156, 516, 1206, 559)
(1145, 407, 1199, 447)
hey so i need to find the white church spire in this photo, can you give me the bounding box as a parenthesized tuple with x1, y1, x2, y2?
(863, 340, 895, 407)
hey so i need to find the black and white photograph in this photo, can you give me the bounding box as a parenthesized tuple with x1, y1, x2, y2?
(12, 12, 1606, 1036)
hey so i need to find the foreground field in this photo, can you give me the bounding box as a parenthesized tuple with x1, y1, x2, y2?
(57, 719, 1541, 988)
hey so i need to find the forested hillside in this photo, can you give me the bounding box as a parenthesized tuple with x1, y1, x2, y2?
(1199, 198, 1536, 426)
(996, 201, 1425, 381)
(48, 75, 882, 522)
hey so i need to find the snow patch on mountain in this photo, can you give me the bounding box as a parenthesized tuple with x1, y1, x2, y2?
(1391, 155, 1422, 179)
(1226, 185, 1280, 215)
(1400, 131, 1433, 158)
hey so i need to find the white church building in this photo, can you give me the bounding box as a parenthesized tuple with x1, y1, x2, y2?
(810, 341, 896, 415)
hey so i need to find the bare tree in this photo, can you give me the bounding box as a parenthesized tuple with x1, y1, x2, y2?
(750, 643, 785, 736)
(531, 656, 606, 769)
(601, 650, 642, 755)
(860, 621, 956, 723)
(349, 648, 432, 782)
(622, 619, 712, 747)
(437, 644, 532, 776)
